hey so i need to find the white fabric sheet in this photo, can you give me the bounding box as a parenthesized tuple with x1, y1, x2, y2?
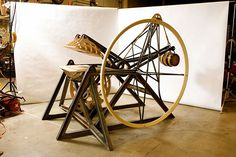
(14, 2, 228, 111)
(14, 3, 117, 103)
(118, 2, 229, 110)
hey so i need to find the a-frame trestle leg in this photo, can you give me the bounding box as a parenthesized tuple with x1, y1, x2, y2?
(42, 59, 75, 120)
(56, 65, 113, 150)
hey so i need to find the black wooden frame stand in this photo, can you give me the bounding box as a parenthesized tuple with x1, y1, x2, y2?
(42, 60, 113, 150)
(42, 59, 175, 151)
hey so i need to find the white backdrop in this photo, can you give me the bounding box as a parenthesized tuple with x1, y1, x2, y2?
(118, 2, 229, 111)
(13, 3, 117, 103)
(13, 2, 229, 111)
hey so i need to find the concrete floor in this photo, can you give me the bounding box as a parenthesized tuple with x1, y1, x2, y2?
(0, 98, 236, 157)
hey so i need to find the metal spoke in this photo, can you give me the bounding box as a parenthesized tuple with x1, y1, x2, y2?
(118, 25, 150, 57)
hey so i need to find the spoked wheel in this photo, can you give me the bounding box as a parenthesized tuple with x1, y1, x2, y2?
(100, 14, 189, 128)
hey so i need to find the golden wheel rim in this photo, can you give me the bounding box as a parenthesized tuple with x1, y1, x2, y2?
(100, 18, 189, 128)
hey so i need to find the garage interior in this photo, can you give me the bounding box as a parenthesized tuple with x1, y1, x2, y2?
(0, 0, 236, 157)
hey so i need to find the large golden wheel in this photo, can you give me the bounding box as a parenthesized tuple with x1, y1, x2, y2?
(100, 15, 189, 128)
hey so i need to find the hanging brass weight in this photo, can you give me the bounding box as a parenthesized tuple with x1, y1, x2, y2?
(159, 51, 180, 67)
